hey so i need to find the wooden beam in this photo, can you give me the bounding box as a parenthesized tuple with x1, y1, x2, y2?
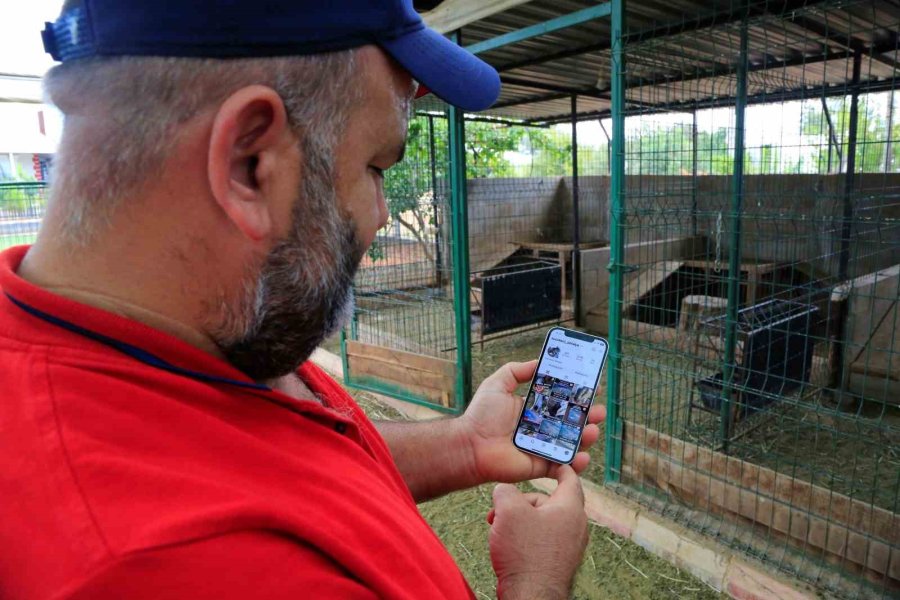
(491, 91, 569, 110)
(0, 96, 42, 104)
(532, 75, 900, 124)
(422, 0, 534, 34)
(500, 76, 609, 99)
(786, 13, 900, 72)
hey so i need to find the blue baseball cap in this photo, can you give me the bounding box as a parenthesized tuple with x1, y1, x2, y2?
(41, 0, 500, 112)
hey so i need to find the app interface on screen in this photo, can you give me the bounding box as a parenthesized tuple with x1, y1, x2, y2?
(515, 329, 608, 462)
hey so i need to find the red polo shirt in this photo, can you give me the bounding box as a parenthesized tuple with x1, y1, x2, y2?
(0, 245, 473, 600)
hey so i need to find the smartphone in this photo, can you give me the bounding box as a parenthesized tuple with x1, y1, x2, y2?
(512, 327, 609, 464)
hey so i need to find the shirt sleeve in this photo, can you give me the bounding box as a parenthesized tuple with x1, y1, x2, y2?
(60, 531, 379, 600)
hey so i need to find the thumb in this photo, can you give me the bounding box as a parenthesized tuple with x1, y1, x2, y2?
(481, 360, 538, 394)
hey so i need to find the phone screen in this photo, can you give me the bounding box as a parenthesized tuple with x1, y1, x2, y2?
(513, 327, 609, 464)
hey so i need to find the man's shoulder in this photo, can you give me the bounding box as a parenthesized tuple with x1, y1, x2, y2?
(0, 345, 386, 544)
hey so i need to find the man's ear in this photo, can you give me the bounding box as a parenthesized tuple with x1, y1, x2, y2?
(207, 85, 293, 242)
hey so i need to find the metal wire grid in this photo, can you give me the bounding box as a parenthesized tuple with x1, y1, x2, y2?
(606, 2, 899, 598)
(0, 181, 46, 251)
(348, 102, 459, 361)
(345, 96, 611, 404)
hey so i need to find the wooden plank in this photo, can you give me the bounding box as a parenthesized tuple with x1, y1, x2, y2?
(347, 357, 452, 407)
(470, 244, 518, 275)
(849, 301, 899, 379)
(681, 260, 778, 273)
(621, 318, 679, 347)
(841, 265, 900, 402)
(583, 310, 609, 335)
(422, 0, 535, 34)
(345, 340, 455, 378)
(349, 354, 449, 391)
(847, 371, 900, 409)
(831, 265, 900, 302)
(345, 341, 456, 407)
(512, 240, 608, 253)
(622, 422, 900, 582)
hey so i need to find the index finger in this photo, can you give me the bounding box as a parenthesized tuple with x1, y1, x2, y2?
(549, 464, 585, 506)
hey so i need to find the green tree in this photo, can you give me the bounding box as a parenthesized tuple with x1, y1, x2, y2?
(801, 94, 900, 174)
(373, 116, 576, 263)
(624, 124, 734, 176)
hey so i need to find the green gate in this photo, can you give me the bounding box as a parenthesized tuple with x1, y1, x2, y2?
(340, 7, 618, 414)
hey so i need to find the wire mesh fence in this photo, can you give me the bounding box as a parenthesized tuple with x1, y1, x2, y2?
(0, 181, 46, 251)
(342, 94, 612, 411)
(602, 1, 899, 598)
(340, 100, 463, 410)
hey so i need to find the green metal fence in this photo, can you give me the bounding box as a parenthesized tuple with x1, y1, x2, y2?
(0, 181, 47, 251)
(604, 1, 899, 598)
(338, 5, 622, 415)
(339, 96, 608, 413)
(340, 99, 464, 412)
(335, 1, 898, 594)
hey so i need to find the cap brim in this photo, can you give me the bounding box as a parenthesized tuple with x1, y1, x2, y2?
(380, 26, 500, 112)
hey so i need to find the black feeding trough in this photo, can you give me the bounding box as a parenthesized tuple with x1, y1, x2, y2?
(695, 299, 819, 415)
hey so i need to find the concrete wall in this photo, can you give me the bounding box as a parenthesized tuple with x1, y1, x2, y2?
(580, 173, 900, 327)
(368, 172, 899, 293)
(464, 175, 610, 273)
(695, 174, 900, 280)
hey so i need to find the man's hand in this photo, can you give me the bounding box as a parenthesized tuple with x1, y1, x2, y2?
(488, 466, 589, 600)
(371, 360, 604, 502)
(458, 360, 606, 486)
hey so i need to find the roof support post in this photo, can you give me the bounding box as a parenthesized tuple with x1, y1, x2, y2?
(719, 16, 750, 453)
(571, 94, 582, 326)
(426, 114, 444, 292)
(832, 49, 863, 399)
(448, 30, 473, 410)
(604, 0, 626, 485)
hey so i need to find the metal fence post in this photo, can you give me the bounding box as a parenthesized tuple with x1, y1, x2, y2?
(448, 30, 473, 411)
(832, 49, 862, 398)
(427, 114, 445, 291)
(571, 94, 582, 326)
(691, 109, 699, 236)
(605, 0, 626, 484)
(719, 16, 750, 452)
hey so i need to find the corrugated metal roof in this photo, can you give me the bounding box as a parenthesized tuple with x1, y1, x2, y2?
(436, 0, 899, 123)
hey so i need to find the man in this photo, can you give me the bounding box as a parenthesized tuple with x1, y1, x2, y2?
(0, 1, 605, 598)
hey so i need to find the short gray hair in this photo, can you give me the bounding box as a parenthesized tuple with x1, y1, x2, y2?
(44, 50, 359, 242)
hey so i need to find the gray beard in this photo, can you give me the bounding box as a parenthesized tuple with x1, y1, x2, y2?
(213, 147, 364, 381)
(218, 217, 362, 382)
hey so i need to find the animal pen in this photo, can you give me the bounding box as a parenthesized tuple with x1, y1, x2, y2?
(340, 1, 900, 597)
